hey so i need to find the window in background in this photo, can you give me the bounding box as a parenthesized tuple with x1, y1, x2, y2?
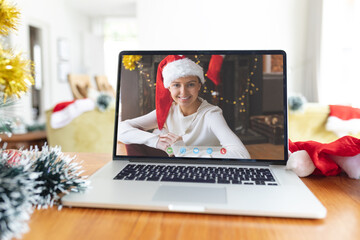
(104, 18, 138, 89)
(319, 0, 360, 106)
(263, 55, 283, 74)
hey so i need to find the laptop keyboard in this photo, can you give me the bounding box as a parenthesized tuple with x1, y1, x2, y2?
(114, 164, 278, 186)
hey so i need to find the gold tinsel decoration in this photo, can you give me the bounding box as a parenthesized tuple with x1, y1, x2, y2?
(122, 55, 142, 71)
(0, 0, 21, 35)
(0, 46, 35, 102)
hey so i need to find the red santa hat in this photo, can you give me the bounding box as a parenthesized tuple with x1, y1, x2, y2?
(50, 98, 95, 129)
(287, 136, 360, 179)
(325, 105, 360, 137)
(156, 55, 205, 129)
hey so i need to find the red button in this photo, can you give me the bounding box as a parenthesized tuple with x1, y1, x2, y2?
(220, 148, 227, 154)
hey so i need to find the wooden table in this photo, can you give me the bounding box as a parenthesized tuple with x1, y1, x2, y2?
(0, 130, 47, 149)
(23, 153, 360, 240)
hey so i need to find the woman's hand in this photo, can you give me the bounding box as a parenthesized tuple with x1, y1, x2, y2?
(156, 133, 183, 152)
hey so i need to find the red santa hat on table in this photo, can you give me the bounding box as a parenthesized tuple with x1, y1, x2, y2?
(325, 105, 360, 137)
(50, 98, 95, 129)
(156, 55, 205, 129)
(287, 136, 360, 179)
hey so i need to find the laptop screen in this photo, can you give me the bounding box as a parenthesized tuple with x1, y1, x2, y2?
(114, 51, 288, 163)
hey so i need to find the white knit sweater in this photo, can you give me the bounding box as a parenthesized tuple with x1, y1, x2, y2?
(118, 99, 250, 159)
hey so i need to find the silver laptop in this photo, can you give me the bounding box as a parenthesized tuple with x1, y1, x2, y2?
(62, 50, 326, 219)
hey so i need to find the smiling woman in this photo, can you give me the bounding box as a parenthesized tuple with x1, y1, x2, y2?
(117, 55, 251, 159)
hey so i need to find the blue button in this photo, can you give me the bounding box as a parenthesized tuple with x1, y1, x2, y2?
(193, 147, 199, 154)
(206, 148, 213, 154)
(180, 147, 186, 154)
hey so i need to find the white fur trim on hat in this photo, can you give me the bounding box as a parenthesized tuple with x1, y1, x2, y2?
(162, 58, 205, 88)
(325, 116, 360, 137)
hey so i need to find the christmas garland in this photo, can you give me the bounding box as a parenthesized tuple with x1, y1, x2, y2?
(0, 151, 40, 240)
(0, 46, 35, 102)
(0, 2, 90, 239)
(122, 55, 142, 71)
(0, 0, 20, 35)
(0, 146, 89, 240)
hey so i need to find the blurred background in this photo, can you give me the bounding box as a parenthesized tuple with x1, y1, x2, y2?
(2, 0, 360, 152)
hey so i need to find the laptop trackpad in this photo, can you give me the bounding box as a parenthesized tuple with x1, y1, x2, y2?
(153, 185, 227, 204)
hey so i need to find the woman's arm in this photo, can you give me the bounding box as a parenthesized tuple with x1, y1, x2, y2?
(209, 112, 251, 159)
(117, 110, 160, 148)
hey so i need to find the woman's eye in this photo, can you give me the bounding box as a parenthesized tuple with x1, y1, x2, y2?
(172, 84, 180, 88)
(188, 83, 195, 87)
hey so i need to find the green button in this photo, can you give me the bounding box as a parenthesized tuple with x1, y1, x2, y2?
(166, 147, 173, 154)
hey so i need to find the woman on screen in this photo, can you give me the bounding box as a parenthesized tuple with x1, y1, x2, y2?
(118, 55, 250, 159)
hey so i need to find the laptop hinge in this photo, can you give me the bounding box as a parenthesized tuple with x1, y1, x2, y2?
(128, 158, 273, 166)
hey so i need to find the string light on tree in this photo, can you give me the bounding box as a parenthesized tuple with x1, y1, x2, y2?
(204, 56, 260, 113)
(122, 55, 155, 89)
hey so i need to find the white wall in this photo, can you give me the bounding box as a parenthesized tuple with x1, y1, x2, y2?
(10, 0, 94, 123)
(319, 0, 360, 106)
(137, 0, 310, 95)
(7, 0, 318, 124)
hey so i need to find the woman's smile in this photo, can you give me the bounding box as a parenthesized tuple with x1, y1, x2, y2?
(178, 95, 191, 101)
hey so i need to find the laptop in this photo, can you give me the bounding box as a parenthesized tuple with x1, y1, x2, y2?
(62, 50, 326, 219)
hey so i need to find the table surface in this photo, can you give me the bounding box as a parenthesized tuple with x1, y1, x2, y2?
(23, 152, 360, 240)
(0, 131, 47, 149)
(0, 130, 47, 141)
